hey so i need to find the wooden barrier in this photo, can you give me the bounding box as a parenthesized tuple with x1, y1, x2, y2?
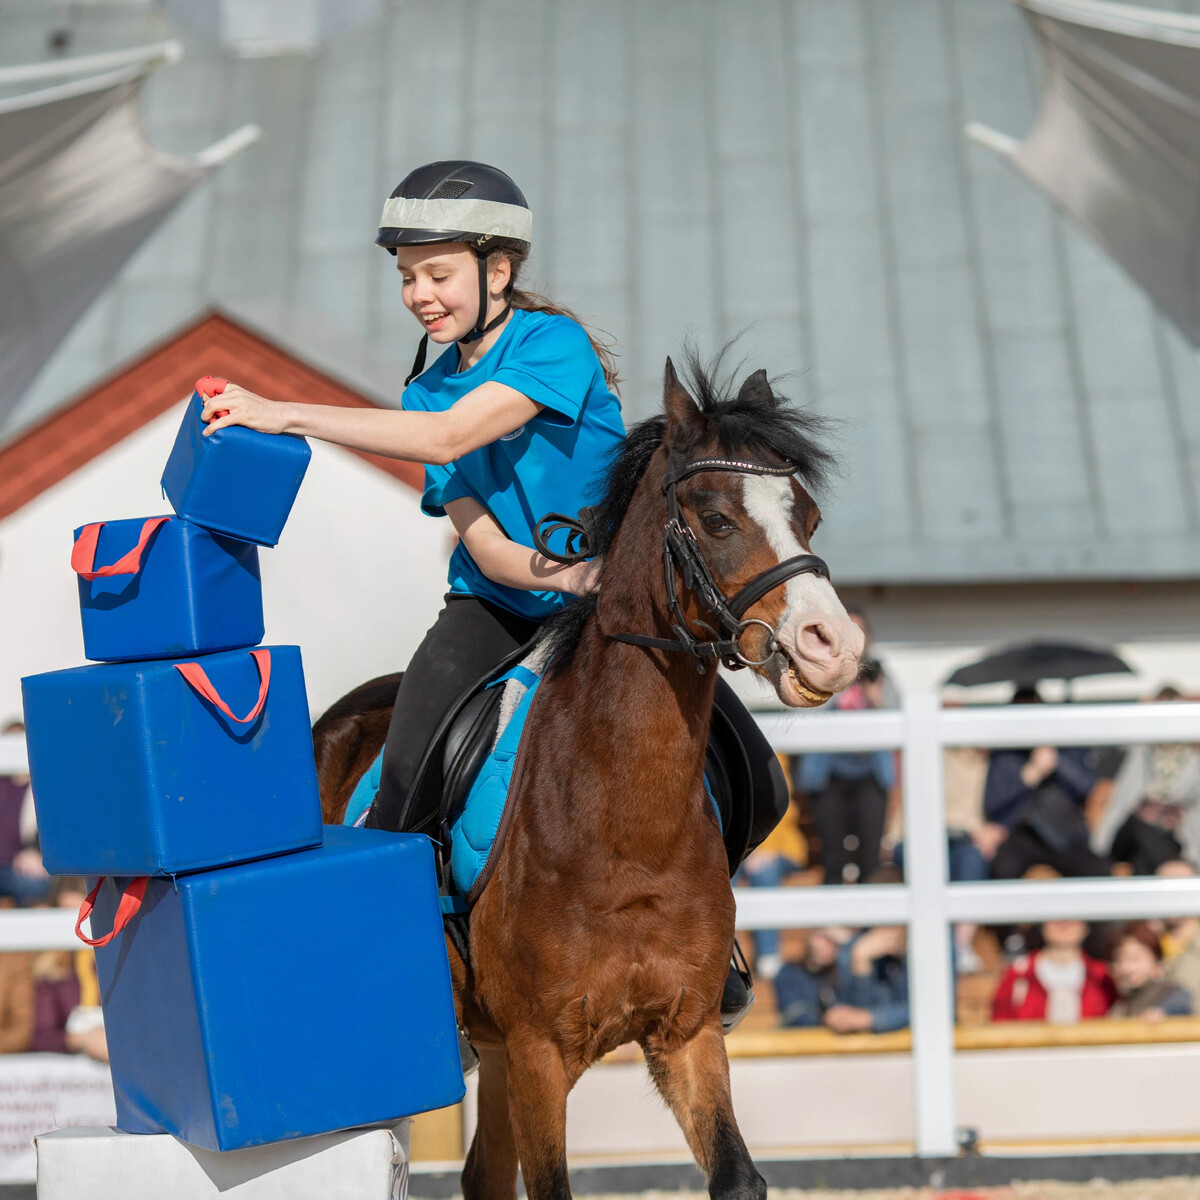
(715, 1015, 1200, 1059)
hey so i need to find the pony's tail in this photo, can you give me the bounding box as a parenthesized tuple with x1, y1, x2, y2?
(510, 288, 622, 394)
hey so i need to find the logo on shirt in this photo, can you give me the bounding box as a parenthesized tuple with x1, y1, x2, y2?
(500, 425, 526, 441)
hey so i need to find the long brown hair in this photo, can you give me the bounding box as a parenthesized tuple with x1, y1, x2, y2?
(490, 244, 621, 393)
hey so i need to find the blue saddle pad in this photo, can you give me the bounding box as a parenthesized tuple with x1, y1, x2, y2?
(345, 661, 722, 906)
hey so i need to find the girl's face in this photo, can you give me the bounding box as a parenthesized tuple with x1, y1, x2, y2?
(395, 244, 511, 345)
(1111, 938, 1162, 994)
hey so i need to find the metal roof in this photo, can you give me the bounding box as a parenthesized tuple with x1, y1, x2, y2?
(2, 0, 1199, 585)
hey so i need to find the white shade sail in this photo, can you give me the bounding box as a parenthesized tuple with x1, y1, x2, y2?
(969, 0, 1200, 347)
(0, 50, 257, 426)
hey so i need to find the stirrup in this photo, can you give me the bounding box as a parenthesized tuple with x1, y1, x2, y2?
(458, 1025, 479, 1077)
(719, 942, 755, 1036)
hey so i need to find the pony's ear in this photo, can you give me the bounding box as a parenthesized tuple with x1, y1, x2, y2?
(663, 357, 703, 437)
(736, 368, 775, 407)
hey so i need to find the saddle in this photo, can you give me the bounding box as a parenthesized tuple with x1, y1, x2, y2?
(348, 637, 768, 899)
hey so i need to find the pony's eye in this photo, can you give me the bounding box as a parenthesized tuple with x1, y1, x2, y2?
(700, 511, 735, 534)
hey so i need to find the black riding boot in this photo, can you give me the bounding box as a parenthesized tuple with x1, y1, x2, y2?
(720, 944, 755, 1034)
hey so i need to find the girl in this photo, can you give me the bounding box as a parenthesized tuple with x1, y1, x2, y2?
(991, 919, 1116, 1023)
(199, 160, 625, 832)
(205, 159, 789, 1026)
(1107, 922, 1192, 1021)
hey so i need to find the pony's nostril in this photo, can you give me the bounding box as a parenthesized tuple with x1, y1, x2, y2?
(799, 619, 839, 660)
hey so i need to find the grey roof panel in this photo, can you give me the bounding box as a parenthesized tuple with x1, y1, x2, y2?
(4, 0, 1200, 583)
(991, 330, 1096, 526)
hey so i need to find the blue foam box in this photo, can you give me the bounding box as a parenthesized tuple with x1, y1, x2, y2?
(20, 646, 322, 877)
(161, 391, 311, 547)
(73, 515, 263, 662)
(92, 826, 464, 1151)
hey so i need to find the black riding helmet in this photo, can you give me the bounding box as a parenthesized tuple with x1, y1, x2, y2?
(377, 160, 532, 382)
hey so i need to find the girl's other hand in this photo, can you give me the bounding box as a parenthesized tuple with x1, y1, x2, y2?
(201, 383, 291, 436)
(561, 557, 603, 596)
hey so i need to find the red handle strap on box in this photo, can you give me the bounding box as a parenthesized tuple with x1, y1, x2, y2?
(71, 517, 169, 582)
(174, 648, 272, 724)
(76, 876, 148, 948)
(195, 375, 230, 420)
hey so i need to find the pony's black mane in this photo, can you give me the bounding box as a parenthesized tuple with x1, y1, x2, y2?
(541, 346, 837, 671)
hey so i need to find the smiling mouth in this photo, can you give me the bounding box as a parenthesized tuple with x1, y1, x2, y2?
(780, 651, 834, 706)
(421, 312, 449, 327)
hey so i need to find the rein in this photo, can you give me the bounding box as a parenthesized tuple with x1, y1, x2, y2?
(535, 457, 830, 674)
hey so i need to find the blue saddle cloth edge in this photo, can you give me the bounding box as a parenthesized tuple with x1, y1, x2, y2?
(343, 663, 546, 830)
(343, 665, 723, 902)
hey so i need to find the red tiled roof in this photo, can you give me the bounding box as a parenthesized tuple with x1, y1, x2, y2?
(0, 310, 422, 522)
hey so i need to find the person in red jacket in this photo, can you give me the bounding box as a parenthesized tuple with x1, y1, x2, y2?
(992, 919, 1116, 1023)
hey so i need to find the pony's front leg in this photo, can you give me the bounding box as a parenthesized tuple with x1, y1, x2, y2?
(461, 1046, 519, 1200)
(642, 1015, 766, 1199)
(502, 1029, 573, 1199)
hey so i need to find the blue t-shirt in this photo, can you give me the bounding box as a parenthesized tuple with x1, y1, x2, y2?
(403, 308, 625, 621)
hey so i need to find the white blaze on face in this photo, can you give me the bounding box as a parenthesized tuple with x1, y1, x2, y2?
(740, 474, 847, 624)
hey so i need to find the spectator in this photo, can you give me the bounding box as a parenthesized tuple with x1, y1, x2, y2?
(1094, 687, 1200, 875)
(0, 721, 50, 907)
(983, 687, 1108, 880)
(992, 920, 1115, 1022)
(821, 865, 911, 1034)
(822, 922, 909, 1035)
(1107, 922, 1192, 1021)
(1155, 859, 1200, 1011)
(796, 611, 898, 885)
(774, 926, 853, 1028)
(0, 900, 33, 1054)
(31, 879, 107, 1062)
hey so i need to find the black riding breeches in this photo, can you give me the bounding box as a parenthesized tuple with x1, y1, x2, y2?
(371, 594, 541, 833)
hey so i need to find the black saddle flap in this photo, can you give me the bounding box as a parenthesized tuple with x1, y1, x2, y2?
(397, 637, 538, 840)
(442, 687, 505, 823)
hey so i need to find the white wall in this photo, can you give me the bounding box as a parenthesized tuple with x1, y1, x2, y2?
(0, 399, 450, 721)
(461, 1045, 1200, 1158)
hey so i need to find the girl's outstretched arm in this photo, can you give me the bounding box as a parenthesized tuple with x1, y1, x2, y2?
(200, 381, 540, 465)
(446, 498, 601, 596)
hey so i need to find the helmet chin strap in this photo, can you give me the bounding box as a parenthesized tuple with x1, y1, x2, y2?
(404, 249, 511, 386)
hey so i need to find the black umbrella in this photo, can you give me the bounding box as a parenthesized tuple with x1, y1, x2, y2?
(945, 641, 1134, 688)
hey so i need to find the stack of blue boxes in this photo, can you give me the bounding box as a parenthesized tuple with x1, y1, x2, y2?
(20, 383, 464, 1153)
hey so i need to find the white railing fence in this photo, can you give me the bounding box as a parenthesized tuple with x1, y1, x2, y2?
(7, 703, 1200, 1156)
(749, 696, 1200, 1157)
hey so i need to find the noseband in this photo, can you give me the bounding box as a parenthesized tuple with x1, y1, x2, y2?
(535, 457, 831, 674)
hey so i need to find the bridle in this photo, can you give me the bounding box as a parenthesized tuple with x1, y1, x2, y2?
(535, 457, 831, 674)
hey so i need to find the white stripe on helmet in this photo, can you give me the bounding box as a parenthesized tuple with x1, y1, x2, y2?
(378, 196, 532, 243)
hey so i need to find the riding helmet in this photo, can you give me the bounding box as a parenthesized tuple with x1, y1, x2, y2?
(377, 160, 532, 376)
(376, 160, 532, 254)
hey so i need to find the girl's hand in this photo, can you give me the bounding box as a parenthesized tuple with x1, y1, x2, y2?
(560, 557, 603, 596)
(201, 383, 292, 437)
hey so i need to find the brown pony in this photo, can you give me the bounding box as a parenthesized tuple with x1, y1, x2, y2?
(315, 358, 863, 1198)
